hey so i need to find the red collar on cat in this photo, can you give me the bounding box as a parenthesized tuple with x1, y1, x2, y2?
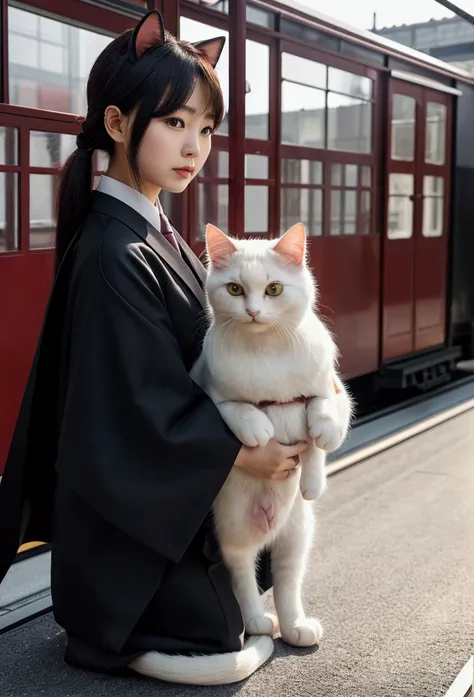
(257, 377, 341, 409)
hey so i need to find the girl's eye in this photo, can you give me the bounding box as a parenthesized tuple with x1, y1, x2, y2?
(166, 117, 185, 128)
(227, 283, 244, 296)
(202, 126, 213, 136)
(265, 283, 284, 296)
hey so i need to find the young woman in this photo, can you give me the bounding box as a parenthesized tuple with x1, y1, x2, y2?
(0, 10, 307, 682)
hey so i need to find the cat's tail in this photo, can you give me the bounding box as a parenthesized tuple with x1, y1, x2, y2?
(128, 635, 274, 685)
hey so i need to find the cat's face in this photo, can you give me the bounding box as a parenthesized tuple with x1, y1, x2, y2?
(205, 223, 316, 334)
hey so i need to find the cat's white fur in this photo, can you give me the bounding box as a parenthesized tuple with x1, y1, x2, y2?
(129, 223, 352, 686)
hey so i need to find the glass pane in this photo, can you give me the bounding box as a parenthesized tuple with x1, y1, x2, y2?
(0, 173, 19, 252)
(280, 188, 322, 237)
(8, 6, 112, 114)
(327, 94, 372, 153)
(423, 197, 444, 237)
(282, 82, 325, 148)
(328, 67, 372, 100)
(344, 191, 357, 234)
(30, 131, 76, 168)
(201, 150, 229, 178)
(391, 94, 416, 161)
(282, 53, 326, 89)
(388, 197, 413, 239)
(424, 176, 444, 197)
(359, 191, 371, 234)
(198, 183, 228, 240)
(345, 164, 358, 187)
(30, 174, 56, 249)
(246, 5, 276, 28)
(389, 173, 414, 196)
(426, 102, 447, 165)
(245, 186, 268, 233)
(180, 18, 229, 135)
(331, 164, 342, 186)
(246, 41, 270, 140)
(330, 190, 342, 235)
(0, 127, 18, 165)
(245, 154, 268, 179)
(281, 159, 322, 185)
(360, 166, 371, 187)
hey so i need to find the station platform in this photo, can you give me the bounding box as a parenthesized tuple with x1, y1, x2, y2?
(1, 410, 473, 696)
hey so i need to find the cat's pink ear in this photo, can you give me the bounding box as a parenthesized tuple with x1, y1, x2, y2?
(205, 224, 237, 268)
(132, 10, 165, 60)
(193, 37, 226, 68)
(273, 222, 306, 266)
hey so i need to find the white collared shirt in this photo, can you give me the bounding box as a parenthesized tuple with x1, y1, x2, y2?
(96, 175, 162, 233)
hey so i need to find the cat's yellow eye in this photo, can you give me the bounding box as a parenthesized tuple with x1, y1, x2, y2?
(227, 283, 245, 296)
(265, 282, 284, 297)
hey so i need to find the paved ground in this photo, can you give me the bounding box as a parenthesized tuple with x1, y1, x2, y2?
(1, 411, 474, 697)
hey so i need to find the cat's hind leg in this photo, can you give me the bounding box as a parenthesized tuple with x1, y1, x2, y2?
(272, 498, 322, 647)
(221, 546, 279, 637)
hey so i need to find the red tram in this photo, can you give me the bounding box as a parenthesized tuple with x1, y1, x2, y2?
(1, 0, 474, 475)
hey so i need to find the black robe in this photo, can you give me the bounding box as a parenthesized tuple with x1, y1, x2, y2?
(0, 192, 271, 674)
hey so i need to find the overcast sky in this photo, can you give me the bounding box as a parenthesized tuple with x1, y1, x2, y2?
(295, 0, 461, 30)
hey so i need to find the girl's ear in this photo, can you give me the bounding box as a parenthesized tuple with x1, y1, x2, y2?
(193, 37, 226, 68)
(131, 10, 165, 60)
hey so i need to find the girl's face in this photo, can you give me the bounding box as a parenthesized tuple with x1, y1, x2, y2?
(136, 80, 215, 198)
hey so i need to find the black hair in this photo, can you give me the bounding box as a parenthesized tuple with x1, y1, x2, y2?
(55, 26, 224, 272)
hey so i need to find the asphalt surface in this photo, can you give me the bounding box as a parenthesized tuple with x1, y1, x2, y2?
(1, 410, 473, 697)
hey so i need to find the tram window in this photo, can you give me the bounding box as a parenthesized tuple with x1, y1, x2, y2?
(281, 82, 325, 149)
(245, 186, 268, 233)
(423, 176, 444, 237)
(246, 41, 270, 140)
(30, 131, 76, 168)
(328, 67, 372, 101)
(388, 174, 414, 239)
(0, 173, 19, 253)
(30, 173, 56, 249)
(201, 151, 229, 178)
(360, 166, 372, 187)
(345, 164, 358, 187)
(281, 159, 322, 185)
(180, 17, 229, 135)
(0, 126, 18, 165)
(281, 188, 323, 237)
(359, 192, 372, 235)
(425, 102, 447, 165)
(327, 94, 372, 154)
(245, 154, 268, 179)
(246, 5, 276, 29)
(282, 53, 326, 90)
(8, 6, 112, 114)
(198, 182, 229, 240)
(344, 191, 357, 234)
(391, 94, 416, 162)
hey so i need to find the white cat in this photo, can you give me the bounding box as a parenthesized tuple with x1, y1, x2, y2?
(130, 223, 352, 686)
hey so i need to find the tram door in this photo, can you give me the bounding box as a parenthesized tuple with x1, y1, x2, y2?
(382, 78, 453, 361)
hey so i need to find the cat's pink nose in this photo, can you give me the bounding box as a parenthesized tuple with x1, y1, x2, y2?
(246, 309, 260, 317)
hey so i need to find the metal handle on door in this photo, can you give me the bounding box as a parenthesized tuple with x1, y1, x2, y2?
(409, 193, 424, 201)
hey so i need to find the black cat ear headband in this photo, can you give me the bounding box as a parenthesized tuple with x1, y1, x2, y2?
(131, 9, 226, 68)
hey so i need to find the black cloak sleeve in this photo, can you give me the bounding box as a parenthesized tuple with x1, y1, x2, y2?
(57, 225, 241, 565)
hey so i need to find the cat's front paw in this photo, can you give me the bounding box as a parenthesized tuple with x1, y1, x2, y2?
(307, 399, 344, 452)
(280, 618, 323, 647)
(233, 409, 275, 447)
(246, 613, 279, 637)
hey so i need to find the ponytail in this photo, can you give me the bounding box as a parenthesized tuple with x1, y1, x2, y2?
(54, 147, 93, 273)
(54, 111, 113, 274)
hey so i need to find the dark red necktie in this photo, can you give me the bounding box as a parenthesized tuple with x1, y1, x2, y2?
(159, 212, 180, 255)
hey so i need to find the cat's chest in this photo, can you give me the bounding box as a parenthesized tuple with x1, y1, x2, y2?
(212, 342, 331, 402)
